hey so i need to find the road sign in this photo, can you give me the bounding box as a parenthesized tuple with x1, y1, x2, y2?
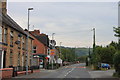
(50, 49, 55, 56)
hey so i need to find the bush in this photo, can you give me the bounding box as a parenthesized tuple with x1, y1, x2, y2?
(46, 63, 60, 69)
(113, 72, 120, 77)
(113, 51, 120, 75)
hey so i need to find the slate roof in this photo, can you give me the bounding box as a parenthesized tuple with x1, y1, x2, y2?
(35, 35, 49, 47)
(0, 13, 26, 35)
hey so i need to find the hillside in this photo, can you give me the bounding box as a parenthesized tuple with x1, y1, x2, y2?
(75, 48, 92, 57)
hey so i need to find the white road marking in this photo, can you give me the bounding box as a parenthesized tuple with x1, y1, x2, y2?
(64, 68, 75, 77)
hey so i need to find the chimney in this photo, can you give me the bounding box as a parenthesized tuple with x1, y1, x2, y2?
(30, 30, 41, 36)
(0, 0, 7, 14)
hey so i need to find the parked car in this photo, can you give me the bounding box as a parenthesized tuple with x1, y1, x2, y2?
(101, 63, 111, 69)
(63, 61, 70, 66)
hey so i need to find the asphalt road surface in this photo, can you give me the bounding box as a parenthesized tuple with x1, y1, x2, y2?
(15, 63, 91, 78)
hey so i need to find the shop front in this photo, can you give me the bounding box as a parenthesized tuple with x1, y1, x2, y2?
(33, 54, 47, 69)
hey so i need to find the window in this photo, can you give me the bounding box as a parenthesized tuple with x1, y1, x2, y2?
(18, 36, 21, 48)
(18, 36, 20, 41)
(10, 49, 13, 66)
(4, 28, 7, 43)
(33, 46, 37, 53)
(33, 50, 36, 53)
(33, 46, 36, 49)
(18, 52, 20, 66)
(25, 38, 27, 50)
(0, 27, 2, 42)
(10, 31, 13, 45)
(22, 37, 25, 49)
(22, 37, 25, 43)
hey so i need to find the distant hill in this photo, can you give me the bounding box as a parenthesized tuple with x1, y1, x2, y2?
(75, 48, 92, 57)
(59, 46, 93, 57)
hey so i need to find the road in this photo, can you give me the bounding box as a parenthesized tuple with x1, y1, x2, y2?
(14, 63, 115, 79)
(15, 63, 91, 78)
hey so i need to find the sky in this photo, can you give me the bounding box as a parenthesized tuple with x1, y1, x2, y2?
(7, 1, 118, 47)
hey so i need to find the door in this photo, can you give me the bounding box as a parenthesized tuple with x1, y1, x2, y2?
(3, 51, 6, 68)
(0, 50, 2, 68)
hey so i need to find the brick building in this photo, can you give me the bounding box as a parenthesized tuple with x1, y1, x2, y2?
(0, 1, 33, 71)
(30, 30, 49, 68)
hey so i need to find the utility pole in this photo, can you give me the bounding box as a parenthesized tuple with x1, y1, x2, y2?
(92, 28, 96, 54)
(65, 47, 67, 62)
(88, 47, 91, 65)
(88, 47, 91, 58)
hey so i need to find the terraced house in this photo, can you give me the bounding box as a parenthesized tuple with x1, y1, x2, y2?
(29, 30, 49, 69)
(0, 1, 33, 71)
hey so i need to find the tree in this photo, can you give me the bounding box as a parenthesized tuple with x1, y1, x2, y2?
(100, 46, 116, 64)
(113, 27, 120, 75)
(77, 56, 87, 62)
(114, 27, 120, 49)
(91, 46, 116, 66)
(113, 51, 120, 75)
(114, 27, 120, 38)
(61, 47, 77, 62)
(109, 41, 118, 50)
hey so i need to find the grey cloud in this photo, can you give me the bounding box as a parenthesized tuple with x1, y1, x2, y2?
(8, 2, 118, 47)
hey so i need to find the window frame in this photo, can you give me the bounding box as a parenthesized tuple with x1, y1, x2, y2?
(0, 26, 2, 42)
(33, 46, 37, 53)
(4, 28, 7, 43)
(10, 30, 14, 46)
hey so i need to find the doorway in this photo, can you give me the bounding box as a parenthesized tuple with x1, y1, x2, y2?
(3, 51, 6, 68)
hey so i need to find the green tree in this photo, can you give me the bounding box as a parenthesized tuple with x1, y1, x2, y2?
(109, 41, 118, 50)
(100, 46, 116, 64)
(77, 56, 87, 62)
(61, 47, 77, 62)
(114, 27, 120, 49)
(113, 27, 120, 75)
(114, 27, 120, 38)
(113, 51, 120, 75)
(91, 46, 116, 66)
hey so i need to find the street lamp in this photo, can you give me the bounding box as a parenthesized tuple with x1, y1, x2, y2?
(51, 33, 55, 69)
(28, 8, 33, 30)
(52, 33, 55, 42)
(26, 8, 33, 75)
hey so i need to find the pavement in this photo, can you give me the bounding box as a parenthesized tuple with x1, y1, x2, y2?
(89, 69, 115, 78)
(13, 63, 115, 79)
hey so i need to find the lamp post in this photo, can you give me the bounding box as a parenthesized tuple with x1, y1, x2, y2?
(52, 33, 55, 42)
(51, 33, 55, 69)
(26, 8, 33, 75)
